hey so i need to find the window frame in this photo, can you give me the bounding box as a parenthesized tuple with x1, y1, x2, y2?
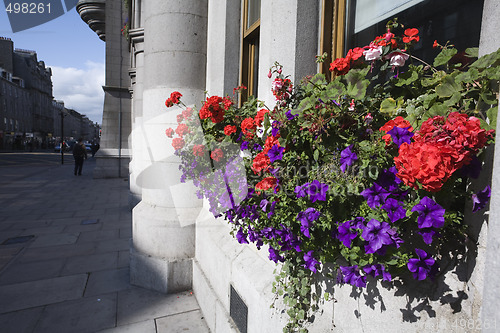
(240, 0, 260, 105)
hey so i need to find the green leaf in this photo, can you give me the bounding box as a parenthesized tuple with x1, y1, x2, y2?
(435, 75, 461, 98)
(324, 292, 329, 301)
(471, 48, 500, 70)
(433, 47, 458, 67)
(487, 106, 498, 129)
(455, 68, 480, 83)
(421, 71, 446, 87)
(345, 68, 370, 99)
(395, 68, 419, 87)
(465, 47, 479, 58)
(444, 92, 461, 107)
(428, 103, 448, 117)
(481, 91, 499, 105)
(380, 98, 399, 115)
(313, 149, 320, 162)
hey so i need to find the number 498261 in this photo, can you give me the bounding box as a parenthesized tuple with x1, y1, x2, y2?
(5, 2, 51, 14)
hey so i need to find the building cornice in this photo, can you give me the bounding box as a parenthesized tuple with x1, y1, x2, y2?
(76, 0, 106, 41)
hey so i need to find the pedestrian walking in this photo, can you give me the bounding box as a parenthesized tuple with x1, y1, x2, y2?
(73, 138, 87, 175)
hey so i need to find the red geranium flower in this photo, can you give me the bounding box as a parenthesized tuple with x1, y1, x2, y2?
(175, 123, 190, 137)
(403, 28, 420, 43)
(255, 108, 269, 127)
(379, 116, 413, 145)
(193, 144, 205, 157)
(165, 91, 182, 107)
(165, 128, 174, 138)
(172, 137, 185, 150)
(241, 117, 257, 138)
(256, 177, 278, 191)
(252, 152, 271, 174)
(224, 125, 237, 136)
(211, 148, 224, 162)
(182, 107, 194, 119)
(329, 57, 350, 75)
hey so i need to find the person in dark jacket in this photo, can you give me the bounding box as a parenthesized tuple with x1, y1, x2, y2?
(73, 138, 87, 176)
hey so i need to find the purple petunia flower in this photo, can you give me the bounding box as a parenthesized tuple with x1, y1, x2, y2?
(460, 155, 482, 179)
(236, 227, 249, 244)
(303, 250, 320, 273)
(294, 184, 307, 198)
(361, 219, 393, 254)
(377, 167, 402, 192)
(267, 144, 285, 163)
(305, 180, 329, 203)
(268, 246, 284, 263)
(271, 121, 281, 137)
(339, 145, 358, 173)
(363, 264, 392, 281)
(339, 265, 366, 287)
(407, 248, 435, 280)
(260, 199, 269, 212)
(417, 229, 438, 245)
(411, 197, 445, 229)
(286, 110, 298, 120)
(337, 221, 358, 248)
(360, 183, 391, 209)
(297, 208, 321, 238)
(472, 185, 491, 213)
(381, 198, 406, 223)
(387, 126, 414, 147)
(240, 141, 249, 150)
(253, 143, 263, 151)
(267, 201, 277, 218)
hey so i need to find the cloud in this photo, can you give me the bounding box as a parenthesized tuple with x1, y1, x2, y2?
(51, 61, 104, 124)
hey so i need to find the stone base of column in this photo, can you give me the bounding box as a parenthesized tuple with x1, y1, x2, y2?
(130, 248, 193, 294)
(92, 149, 131, 179)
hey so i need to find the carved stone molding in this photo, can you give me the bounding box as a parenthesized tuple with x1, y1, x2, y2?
(76, 0, 106, 41)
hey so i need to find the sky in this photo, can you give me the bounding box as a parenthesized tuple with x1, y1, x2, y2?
(0, 4, 105, 124)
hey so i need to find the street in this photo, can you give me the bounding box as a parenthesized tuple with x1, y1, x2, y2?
(0, 152, 90, 186)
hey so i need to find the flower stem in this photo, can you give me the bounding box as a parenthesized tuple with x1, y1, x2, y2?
(410, 55, 437, 73)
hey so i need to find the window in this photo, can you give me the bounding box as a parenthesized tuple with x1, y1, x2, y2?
(346, 0, 484, 65)
(240, 0, 260, 104)
(321, 0, 484, 74)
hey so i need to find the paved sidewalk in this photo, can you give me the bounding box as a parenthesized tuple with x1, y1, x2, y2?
(0, 158, 209, 332)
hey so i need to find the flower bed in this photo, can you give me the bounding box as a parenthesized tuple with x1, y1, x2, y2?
(165, 20, 499, 332)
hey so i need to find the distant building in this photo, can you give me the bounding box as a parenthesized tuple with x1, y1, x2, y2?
(0, 37, 100, 149)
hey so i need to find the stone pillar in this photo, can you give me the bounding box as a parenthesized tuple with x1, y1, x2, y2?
(480, 1, 500, 331)
(130, 0, 207, 293)
(93, 0, 131, 179)
(128, 3, 145, 208)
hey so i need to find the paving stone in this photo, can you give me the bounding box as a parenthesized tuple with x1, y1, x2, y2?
(78, 229, 119, 243)
(62, 252, 118, 275)
(20, 226, 65, 235)
(119, 227, 132, 239)
(0, 274, 88, 313)
(95, 238, 130, 253)
(64, 222, 103, 233)
(96, 319, 156, 333)
(29, 232, 80, 248)
(117, 288, 200, 326)
(18, 242, 96, 263)
(33, 293, 117, 333)
(118, 250, 130, 268)
(156, 310, 210, 333)
(85, 267, 131, 297)
(0, 306, 44, 333)
(0, 258, 65, 285)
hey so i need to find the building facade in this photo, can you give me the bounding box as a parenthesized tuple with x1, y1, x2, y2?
(79, 0, 500, 332)
(0, 37, 99, 150)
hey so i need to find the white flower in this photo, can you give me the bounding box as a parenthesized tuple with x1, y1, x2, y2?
(387, 52, 410, 67)
(363, 45, 383, 61)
